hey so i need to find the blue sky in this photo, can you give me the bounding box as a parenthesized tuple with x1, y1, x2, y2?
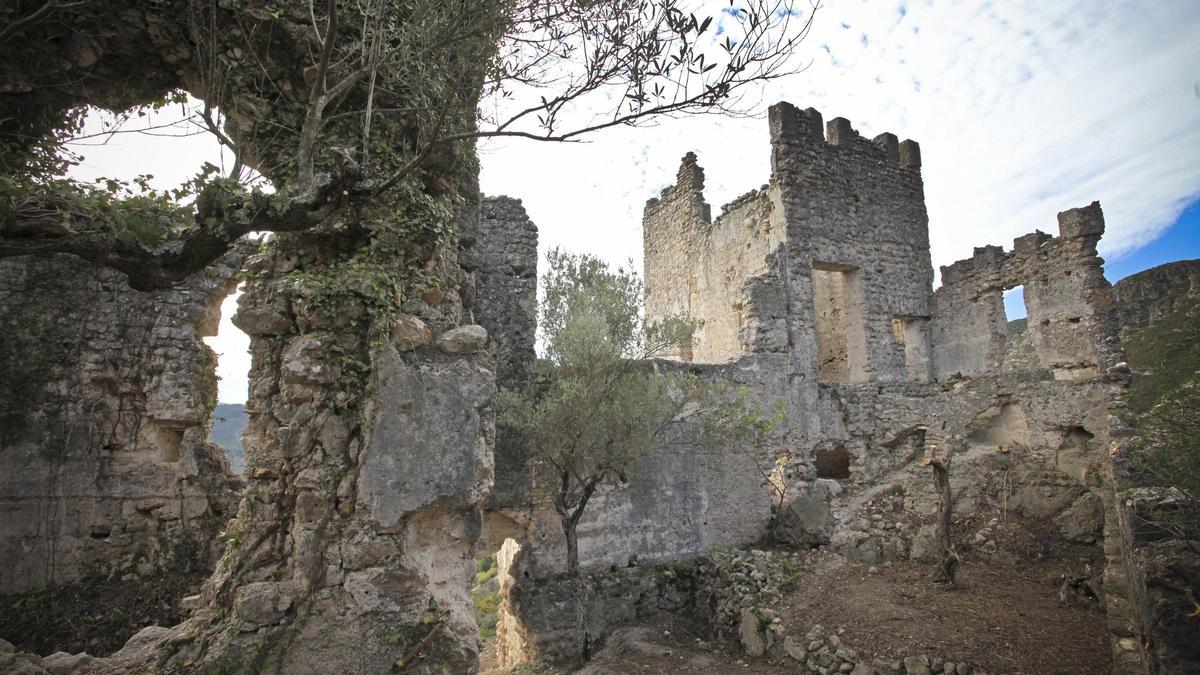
(482, 0, 1200, 274)
(1005, 198, 1200, 320)
(1104, 200, 1200, 283)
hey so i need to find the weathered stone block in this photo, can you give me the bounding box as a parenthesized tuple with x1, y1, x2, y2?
(437, 324, 488, 355)
(775, 494, 835, 548)
(357, 346, 495, 527)
(391, 314, 431, 351)
(234, 581, 294, 626)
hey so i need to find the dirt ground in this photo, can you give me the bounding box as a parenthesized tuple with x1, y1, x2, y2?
(485, 546, 1111, 675)
(778, 554, 1111, 674)
(483, 613, 800, 675)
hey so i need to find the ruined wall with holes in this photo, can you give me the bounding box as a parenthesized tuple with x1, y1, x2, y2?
(642, 156, 787, 362)
(930, 202, 1123, 382)
(642, 102, 933, 383)
(0, 253, 243, 594)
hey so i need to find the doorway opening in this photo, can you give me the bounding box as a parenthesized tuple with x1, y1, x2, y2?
(812, 262, 868, 382)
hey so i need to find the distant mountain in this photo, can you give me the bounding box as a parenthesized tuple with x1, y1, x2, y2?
(1112, 259, 1200, 336)
(210, 403, 247, 473)
(1113, 259, 1200, 413)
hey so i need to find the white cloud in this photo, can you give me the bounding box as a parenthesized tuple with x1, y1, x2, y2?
(481, 0, 1200, 276)
(63, 1, 1200, 401)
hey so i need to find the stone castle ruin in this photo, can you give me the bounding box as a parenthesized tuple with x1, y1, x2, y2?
(495, 103, 1138, 669)
(0, 102, 1181, 674)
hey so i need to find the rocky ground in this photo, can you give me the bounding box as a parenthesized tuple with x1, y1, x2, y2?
(776, 553, 1109, 674)
(484, 547, 1109, 675)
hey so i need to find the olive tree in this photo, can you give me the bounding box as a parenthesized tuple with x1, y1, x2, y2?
(500, 249, 777, 573)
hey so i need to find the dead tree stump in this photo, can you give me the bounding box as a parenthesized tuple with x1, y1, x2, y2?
(924, 442, 960, 585)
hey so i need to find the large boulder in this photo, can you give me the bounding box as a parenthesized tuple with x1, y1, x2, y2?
(775, 497, 834, 547)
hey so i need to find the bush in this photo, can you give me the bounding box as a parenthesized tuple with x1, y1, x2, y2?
(1127, 376, 1200, 547)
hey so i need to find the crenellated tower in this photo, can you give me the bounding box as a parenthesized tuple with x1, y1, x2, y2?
(643, 101, 934, 384)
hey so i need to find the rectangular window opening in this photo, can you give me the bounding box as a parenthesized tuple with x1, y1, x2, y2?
(894, 315, 931, 382)
(812, 262, 868, 382)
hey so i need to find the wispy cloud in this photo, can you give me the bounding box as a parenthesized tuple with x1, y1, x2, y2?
(480, 0, 1200, 278)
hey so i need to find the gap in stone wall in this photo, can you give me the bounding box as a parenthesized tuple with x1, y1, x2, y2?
(813, 263, 868, 382)
(483, 534, 528, 670)
(204, 283, 251, 474)
(1004, 284, 1028, 333)
(892, 315, 932, 382)
(814, 446, 852, 479)
(966, 403, 1031, 448)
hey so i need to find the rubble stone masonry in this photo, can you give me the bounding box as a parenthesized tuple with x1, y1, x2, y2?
(0, 253, 243, 593)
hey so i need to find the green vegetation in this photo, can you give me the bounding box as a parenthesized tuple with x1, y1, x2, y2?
(1123, 304, 1200, 413)
(500, 249, 778, 573)
(1127, 379, 1200, 547)
(1123, 298, 1200, 547)
(473, 555, 501, 641)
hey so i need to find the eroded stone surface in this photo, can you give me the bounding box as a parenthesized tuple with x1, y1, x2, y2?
(0, 252, 243, 594)
(437, 324, 489, 355)
(358, 347, 495, 527)
(472, 196, 539, 508)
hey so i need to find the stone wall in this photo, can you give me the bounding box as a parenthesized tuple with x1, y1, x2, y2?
(512, 356, 800, 581)
(931, 203, 1122, 382)
(0, 253, 243, 593)
(161, 200, 499, 673)
(468, 196, 538, 508)
(642, 155, 786, 362)
(769, 103, 933, 386)
(642, 102, 933, 384)
(1109, 481, 1200, 674)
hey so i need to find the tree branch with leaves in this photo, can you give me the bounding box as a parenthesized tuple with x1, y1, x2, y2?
(1, 0, 818, 287)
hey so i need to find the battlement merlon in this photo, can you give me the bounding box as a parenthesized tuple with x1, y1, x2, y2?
(1057, 201, 1105, 240)
(938, 244, 1004, 287)
(767, 101, 922, 175)
(643, 151, 713, 226)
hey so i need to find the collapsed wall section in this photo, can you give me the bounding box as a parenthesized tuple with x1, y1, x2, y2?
(931, 203, 1122, 382)
(0, 253, 243, 594)
(642, 104, 935, 385)
(642, 154, 789, 362)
